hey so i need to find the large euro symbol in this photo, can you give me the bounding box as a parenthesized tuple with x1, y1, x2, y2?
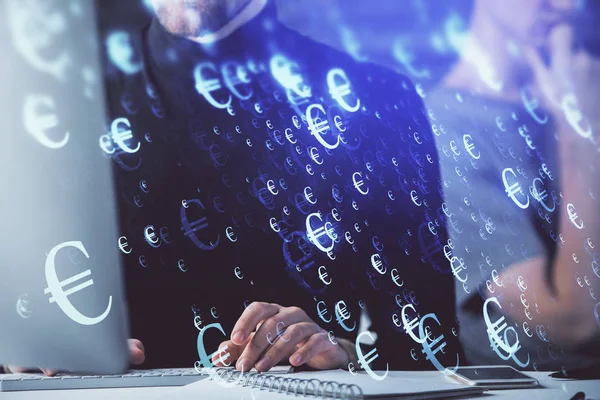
(327, 68, 360, 113)
(483, 297, 520, 356)
(306, 212, 335, 253)
(419, 313, 459, 375)
(197, 322, 229, 369)
(520, 86, 548, 124)
(44, 241, 112, 326)
(306, 104, 340, 150)
(221, 61, 253, 100)
(401, 304, 426, 344)
(502, 168, 529, 209)
(355, 331, 389, 381)
(111, 117, 140, 154)
(194, 62, 232, 109)
(23, 95, 69, 149)
(180, 199, 220, 250)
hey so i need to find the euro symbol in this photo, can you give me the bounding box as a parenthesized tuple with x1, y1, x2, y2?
(318, 266, 332, 285)
(502, 168, 529, 209)
(211, 307, 219, 319)
(371, 254, 387, 275)
(16, 293, 32, 319)
(308, 147, 323, 165)
(335, 300, 356, 332)
(269, 54, 311, 98)
(194, 315, 202, 330)
(266, 180, 279, 195)
(106, 31, 142, 75)
(561, 93, 592, 139)
(567, 203, 584, 229)
(178, 259, 187, 272)
(306, 212, 335, 253)
(234, 266, 244, 280)
(316, 301, 332, 323)
(483, 297, 529, 366)
(391, 268, 404, 287)
(352, 172, 369, 195)
(44, 241, 112, 326)
(225, 226, 237, 242)
(221, 61, 253, 100)
(327, 68, 360, 113)
(117, 236, 131, 254)
(304, 186, 317, 204)
(419, 313, 459, 374)
(450, 257, 468, 283)
(355, 331, 389, 381)
(306, 104, 340, 149)
(194, 62, 232, 109)
(517, 276, 527, 292)
(392, 313, 401, 327)
(463, 134, 480, 159)
(110, 117, 140, 154)
(410, 190, 422, 206)
(328, 331, 338, 345)
(521, 86, 548, 124)
(401, 304, 426, 344)
(269, 217, 280, 232)
(144, 225, 160, 248)
(197, 322, 229, 369)
(23, 95, 69, 149)
(348, 362, 357, 376)
(181, 199, 220, 250)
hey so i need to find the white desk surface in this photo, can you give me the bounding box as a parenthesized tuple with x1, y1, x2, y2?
(1, 371, 598, 400)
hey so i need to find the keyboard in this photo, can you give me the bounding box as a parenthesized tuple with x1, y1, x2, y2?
(0, 368, 206, 392)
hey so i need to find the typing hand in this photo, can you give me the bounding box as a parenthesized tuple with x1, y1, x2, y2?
(212, 302, 354, 372)
(2, 339, 145, 376)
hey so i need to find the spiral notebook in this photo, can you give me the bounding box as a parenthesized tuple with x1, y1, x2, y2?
(188, 367, 487, 399)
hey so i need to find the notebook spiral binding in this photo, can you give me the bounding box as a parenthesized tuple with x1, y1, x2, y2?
(207, 367, 364, 399)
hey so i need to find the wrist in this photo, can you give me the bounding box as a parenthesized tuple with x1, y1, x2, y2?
(336, 338, 358, 368)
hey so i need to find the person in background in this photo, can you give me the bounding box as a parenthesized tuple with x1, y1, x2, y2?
(428, 0, 600, 370)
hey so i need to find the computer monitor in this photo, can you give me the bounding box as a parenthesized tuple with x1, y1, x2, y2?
(0, 0, 130, 374)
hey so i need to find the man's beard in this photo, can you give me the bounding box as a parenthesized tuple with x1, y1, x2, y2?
(155, 0, 236, 37)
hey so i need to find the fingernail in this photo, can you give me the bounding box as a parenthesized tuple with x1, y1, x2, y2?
(291, 354, 303, 365)
(232, 331, 245, 344)
(237, 358, 248, 372)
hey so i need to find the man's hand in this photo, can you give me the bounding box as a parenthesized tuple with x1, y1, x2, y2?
(3, 339, 145, 376)
(211, 302, 355, 372)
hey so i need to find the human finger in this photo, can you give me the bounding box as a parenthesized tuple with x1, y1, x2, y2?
(235, 306, 313, 371)
(128, 339, 145, 366)
(211, 334, 254, 367)
(230, 302, 280, 345)
(253, 322, 322, 372)
(289, 332, 342, 368)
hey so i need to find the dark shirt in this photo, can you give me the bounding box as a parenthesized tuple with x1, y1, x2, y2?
(100, 2, 459, 370)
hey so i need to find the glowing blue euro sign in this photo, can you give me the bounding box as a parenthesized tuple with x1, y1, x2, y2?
(180, 199, 220, 251)
(561, 93, 593, 139)
(520, 86, 548, 124)
(355, 331, 388, 381)
(305, 212, 336, 253)
(502, 168, 530, 209)
(109, 117, 140, 154)
(44, 241, 112, 326)
(6, 0, 71, 81)
(483, 297, 530, 368)
(193, 62, 232, 109)
(306, 104, 340, 150)
(327, 68, 360, 113)
(335, 300, 356, 332)
(23, 94, 69, 149)
(106, 31, 142, 75)
(269, 54, 311, 98)
(221, 61, 253, 100)
(418, 313, 459, 375)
